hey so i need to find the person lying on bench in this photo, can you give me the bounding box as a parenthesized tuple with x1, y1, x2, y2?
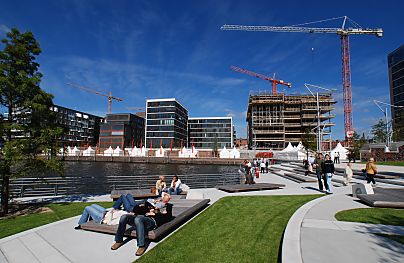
(111, 194, 173, 256)
(74, 194, 145, 229)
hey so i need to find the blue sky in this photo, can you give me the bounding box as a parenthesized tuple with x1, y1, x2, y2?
(0, 0, 403, 139)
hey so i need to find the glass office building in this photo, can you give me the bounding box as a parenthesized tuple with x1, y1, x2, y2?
(145, 98, 188, 148)
(188, 117, 233, 149)
(389, 44, 404, 140)
(50, 105, 104, 146)
(99, 113, 144, 149)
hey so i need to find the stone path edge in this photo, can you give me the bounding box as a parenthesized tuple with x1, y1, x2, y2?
(281, 193, 334, 263)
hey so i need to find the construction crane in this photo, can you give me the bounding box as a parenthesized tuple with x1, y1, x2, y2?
(67, 83, 123, 114)
(230, 65, 291, 94)
(221, 16, 383, 141)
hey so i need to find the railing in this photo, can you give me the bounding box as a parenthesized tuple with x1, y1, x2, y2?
(2, 173, 243, 198)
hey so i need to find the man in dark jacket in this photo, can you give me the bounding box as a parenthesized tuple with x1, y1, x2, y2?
(111, 194, 173, 256)
(314, 153, 326, 191)
(321, 154, 335, 194)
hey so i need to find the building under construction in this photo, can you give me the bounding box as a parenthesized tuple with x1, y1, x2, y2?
(247, 91, 336, 150)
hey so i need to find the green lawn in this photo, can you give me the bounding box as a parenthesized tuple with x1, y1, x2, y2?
(138, 195, 320, 263)
(335, 208, 404, 226)
(0, 202, 112, 239)
(359, 161, 404, 167)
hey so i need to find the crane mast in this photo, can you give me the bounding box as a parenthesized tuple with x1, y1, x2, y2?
(221, 16, 382, 142)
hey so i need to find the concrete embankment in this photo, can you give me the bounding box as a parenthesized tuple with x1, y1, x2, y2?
(58, 155, 243, 165)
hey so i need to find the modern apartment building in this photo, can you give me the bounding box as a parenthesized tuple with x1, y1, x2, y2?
(50, 105, 104, 146)
(188, 117, 233, 149)
(99, 113, 144, 149)
(388, 44, 404, 140)
(145, 98, 188, 148)
(246, 91, 336, 150)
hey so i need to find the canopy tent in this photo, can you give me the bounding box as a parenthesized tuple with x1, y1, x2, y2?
(219, 146, 230, 158)
(113, 146, 124, 157)
(330, 142, 349, 160)
(230, 147, 240, 159)
(127, 146, 138, 157)
(282, 142, 295, 152)
(83, 146, 95, 156)
(155, 146, 165, 157)
(104, 146, 114, 156)
(296, 141, 305, 151)
(69, 146, 81, 156)
(189, 145, 198, 158)
(178, 146, 188, 158)
(139, 146, 146, 157)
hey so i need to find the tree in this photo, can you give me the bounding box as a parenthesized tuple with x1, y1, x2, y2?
(0, 28, 64, 215)
(348, 131, 366, 162)
(301, 128, 317, 159)
(371, 119, 388, 143)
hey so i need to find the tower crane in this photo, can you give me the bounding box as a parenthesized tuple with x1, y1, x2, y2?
(221, 16, 383, 141)
(230, 65, 291, 94)
(67, 83, 123, 114)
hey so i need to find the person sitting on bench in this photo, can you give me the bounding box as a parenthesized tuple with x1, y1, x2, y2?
(111, 194, 173, 256)
(167, 175, 182, 195)
(74, 194, 147, 229)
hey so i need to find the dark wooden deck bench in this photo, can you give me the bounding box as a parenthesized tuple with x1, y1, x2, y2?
(80, 199, 210, 240)
(217, 183, 285, 193)
(110, 189, 187, 201)
(358, 187, 404, 208)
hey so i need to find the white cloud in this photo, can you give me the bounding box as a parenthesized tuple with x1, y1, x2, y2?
(0, 24, 10, 34)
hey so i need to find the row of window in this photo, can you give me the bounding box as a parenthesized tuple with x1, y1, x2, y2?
(189, 128, 231, 133)
(392, 68, 404, 80)
(189, 138, 232, 143)
(189, 124, 232, 128)
(393, 76, 404, 88)
(188, 119, 231, 124)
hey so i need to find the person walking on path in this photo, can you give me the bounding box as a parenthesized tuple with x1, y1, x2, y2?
(313, 153, 326, 191)
(344, 162, 353, 185)
(265, 160, 269, 173)
(260, 161, 266, 173)
(336, 152, 340, 164)
(365, 158, 377, 185)
(322, 154, 335, 194)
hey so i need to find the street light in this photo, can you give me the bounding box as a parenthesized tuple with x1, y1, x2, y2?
(373, 100, 404, 149)
(304, 83, 336, 153)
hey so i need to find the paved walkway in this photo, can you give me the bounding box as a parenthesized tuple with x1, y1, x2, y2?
(300, 190, 404, 263)
(1, 169, 404, 263)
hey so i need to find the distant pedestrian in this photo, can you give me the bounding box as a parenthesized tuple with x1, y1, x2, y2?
(322, 154, 335, 194)
(336, 152, 340, 164)
(313, 153, 326, 191)
(333, 153, 338, 164)
(265, 160, 269, 173)
(365, 158, 377, 185)
(260, 161, 266, 173)
(344, 162, 353, 185)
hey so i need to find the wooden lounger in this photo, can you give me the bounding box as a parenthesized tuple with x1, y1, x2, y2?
(357, 188, 404, 208)
(110, 189, 187, 201)
(217, 183, 285, 193)
(80, 199, 210, 240)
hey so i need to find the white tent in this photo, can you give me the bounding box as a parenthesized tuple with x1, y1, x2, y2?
(139, 146, 146, 157)
(282, 142, 295, 152)
(69, 146, 81, 156)
(330, 142, 349, 160)
(83, 146, 96, 156)
(178, 146, 188, 158)
(155, 146, 165, 157)
(230, 147, 240, 159)
(296, 141, 305, 151)
(128, 146, 138, 157)
(113, 146, 124, 157)
(104, 146, 114, 156)
(189, 145, 198, 158)
(66, 146, 71, 155)
(219, 146, 230, 158)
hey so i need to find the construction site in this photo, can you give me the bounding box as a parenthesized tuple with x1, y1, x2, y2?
(246, 91, 335, 150)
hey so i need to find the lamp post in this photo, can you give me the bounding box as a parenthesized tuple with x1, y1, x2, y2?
(304, 84, 336, 153)
(373, 100, 404, 149)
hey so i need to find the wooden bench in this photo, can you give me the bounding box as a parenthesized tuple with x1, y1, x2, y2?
(110, 189, 188, 201)
(217, 183, 285, 193)
(80, 199, 209, 240)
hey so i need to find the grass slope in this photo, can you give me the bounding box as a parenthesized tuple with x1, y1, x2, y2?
(0, 202, 112, 239)
(335, 208, 404, 226)
(138, 195, 319, 263)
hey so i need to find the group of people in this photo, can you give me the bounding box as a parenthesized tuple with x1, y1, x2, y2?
(73, 175, 184, 256)
(155, 175, 183, 196)
(308, 153, 378, 193)
(240, 159, 270, 184)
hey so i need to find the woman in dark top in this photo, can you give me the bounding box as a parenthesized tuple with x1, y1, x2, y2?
(321, 154, 335, 194)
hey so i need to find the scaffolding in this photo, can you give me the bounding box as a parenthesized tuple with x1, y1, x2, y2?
(247, 92, 336, 150)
